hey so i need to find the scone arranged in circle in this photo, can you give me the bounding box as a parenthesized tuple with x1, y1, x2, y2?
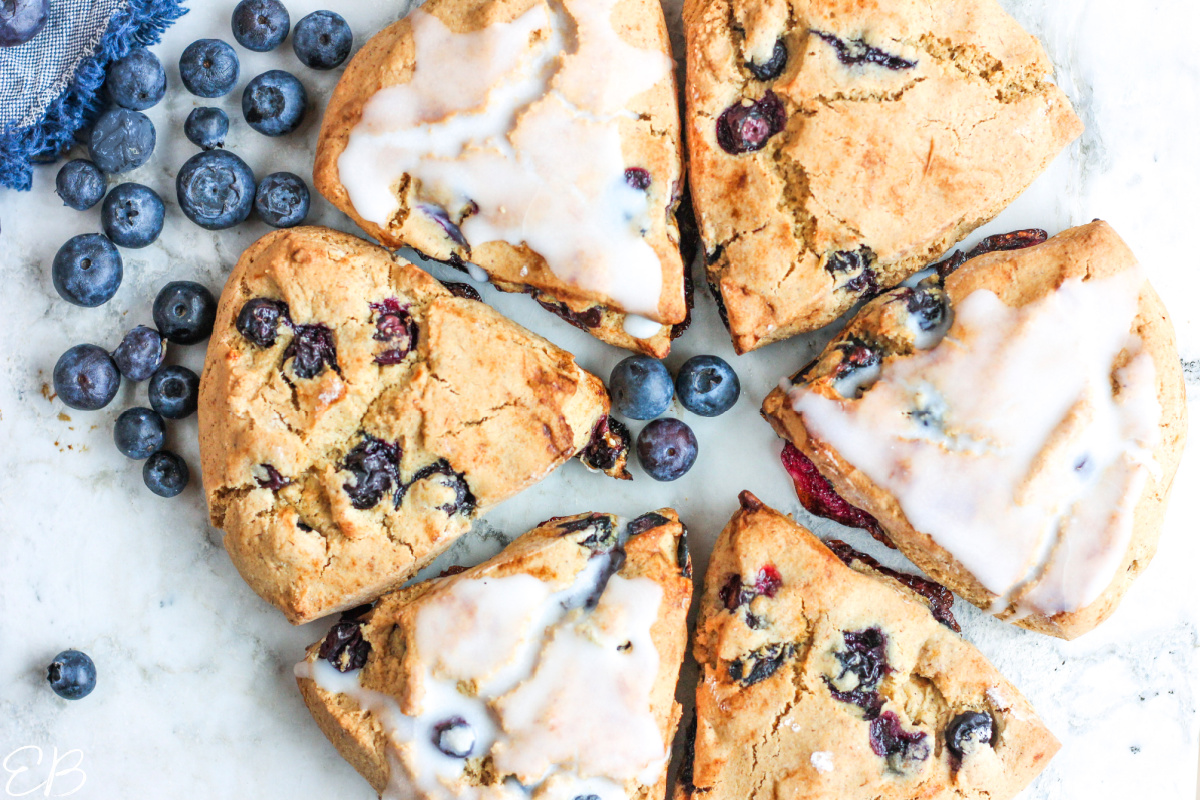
(295, 509, 692, 800)
(763, 221, 1187, 639)
(679, 492, 1058, 800)
(684, 0, 1083, 352)
(314, 0, 688, 357)
(199, 227, 631, 624)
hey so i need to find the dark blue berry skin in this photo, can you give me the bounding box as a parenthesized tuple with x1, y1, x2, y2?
(178, 39, 240, 98)
(88, 108, 156, 174)
(176, 149, 256, 230)
(242, 70, 308, 136)
(52, 234, 123, 308)
(232, 0, 290, 52)
(184, 107, 229, 150)
(144, 450, 189, 497)
(675, 355, 740, 417)
(101, 183, 164, 248)
(106, 48, 166, 110)
(0, 0, 48, 47)
(292, 11, 352, 70)
(111, 325, 166, 381)
(55, 160, 107, 210)
(114, 407, 166, 459)
(609, 355, 674, 420)
(148, 365, 200, 420)
(153, 281, 217, 345)
(636, 418, 698, 481)
(255, 172, 310, 227)
(46, 650, 96, 700)
(53, 345, 121, 411)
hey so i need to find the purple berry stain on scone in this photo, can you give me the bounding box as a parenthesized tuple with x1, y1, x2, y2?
(826, 540, 959, 632)
(431, 717, 476, 758)
(440, 280, 482, 302)
(747, 39, 788, 80)
(812, 31, 917, 71)
(236, 297, 291, 347)
(781, 443, 893, 547)
(829, 339, 884, 398)
(627, 511, 670, 537)
(933, 228, 1049, 278)
(418, 203, 469, 247)
(579, 416, 632, 476)
(824, 627, 890, 715)
(728, 642, 795, 686)
(395, 459, 476, 515)
(531, 289, 604, 331)
(370, 298, 419, 365)
(284, 323, 338, 378)
(340, 435, 401, 510)
(625, 168, 652, 191)
(945, 711, 995, 762)
(256, 464, 291, 491)
(825, 246, 878, 296)
(719, 564, 782, 610)
(869, 711, 930, 774)
(716, 91, 785, 154)
(319, 620, 372, 672)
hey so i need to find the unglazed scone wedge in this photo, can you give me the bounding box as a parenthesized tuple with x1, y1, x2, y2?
(314, 0, 687, 357)
(678, 492, 1058, 800)
(295, 509, 692, 800)
(684, 0, 1084, 352)
(199, 227, 631, 624)
(763, 222, 1187, 639)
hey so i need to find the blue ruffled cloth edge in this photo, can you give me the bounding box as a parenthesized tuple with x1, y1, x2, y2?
(0, 0, 188, 192)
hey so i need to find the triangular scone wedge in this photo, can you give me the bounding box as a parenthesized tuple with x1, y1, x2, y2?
(684, 0, 1083, 352)
(678, 493, 1058, 800)
(295, 510, 692, 800)
(763, 222, 1187, 639)
(199, 227, 631, 624)
(314, 0, 687, 357)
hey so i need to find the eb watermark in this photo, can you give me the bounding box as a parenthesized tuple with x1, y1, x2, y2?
(2, 747, 85, 797)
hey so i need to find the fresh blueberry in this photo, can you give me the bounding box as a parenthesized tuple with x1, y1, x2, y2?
(46, 650, 96, 700)
(153, 281, 217, 345)
(101, 183, 164, 248)
(636, 418, 698, 481)
(52, 234, 123, 307)
(178, 39, 240, 98)
(55, 159, 107, 210)
(148, 365, 200, 420)
(609, 355, 673, 420)
(676, 355, 740, 417)
(106, 48, 166, 110)
(292, 10, 352, 70)
(111, 325, 166, 381)
(88, 108, 156, 174)
(0, 0, 48, 47)
(176, 149, 256, 229)
(184, 107, 229, 150)
(242, 70, 307, 136)
(143, 450, 189, 497)
(232, 0, 290, 52)
(255, 172, 310, 228)
(53, 345, 121, 411)
(114, 407, 166, 459)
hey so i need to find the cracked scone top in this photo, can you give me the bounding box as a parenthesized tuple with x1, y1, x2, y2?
(762, 222, 1187, 639)
(683, 0, 1084, 352)
(314, 0, 688, 357)
(198, 227, 629, 624)
(679, 493, 1058, 800)
(295, 509, 692, 800)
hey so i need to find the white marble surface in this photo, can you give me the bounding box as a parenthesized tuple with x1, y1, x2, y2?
(0, 0, 1198, 797)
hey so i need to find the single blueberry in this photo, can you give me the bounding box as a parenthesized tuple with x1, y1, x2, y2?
(431, 717, 476, 758)
(148, 365, 200, 420)
(945, 711, 995, 759)
(46, 650, 96, 700)
(636, 418, 698, 481)
(747, 39, 788, 81)
(0, 0, 48, 47)
(53, 345, 121, 411)
(609, 355, 673, 420)
(106, 48, 167, 110)
(292, 10, 352, 70)
(255, 172, 310, 228)
(179, 39, 240, 98)
(52, 234, 123, 307)
(114, 407, 166, 460)
(231, 0, 290, 52)
(101, 183, 164, 248)
(242, 70, 308, 136)
(624, 167, 651, 190)
(153, 281, 218, 345)
(236, 297, 290, 347)
(715, 91, 785, 155)
(111, 325, 166, 381)
(55, 159, 107, 210)
(184, 107, 229, 150)
(319, 620, 371, 671)
(143, 450, 189, 497)
(676, 355, 740, 417)
(88, 108, 156, 174)
(176, 149, 256, 229)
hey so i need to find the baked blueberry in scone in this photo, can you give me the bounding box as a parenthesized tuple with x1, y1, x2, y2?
(313, 0, 688, 357)
(683, 0, 1084, 353)
(198, 227, 630, 624)
(295, 509, 691, 800)
(678, 492, 1058, 800)
(763, 221, 1187, 639)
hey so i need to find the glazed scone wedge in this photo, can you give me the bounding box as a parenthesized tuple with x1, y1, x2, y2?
(314, 0, 687, 357)
(684, 0, 1083, 352)
(296, 509, 692, 800)
(763, 221, 1187, 639)
(199, 227, 630, 624)
(679, 492, 1058, 800)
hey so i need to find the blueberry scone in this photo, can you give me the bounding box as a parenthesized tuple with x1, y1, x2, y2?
(684, 0, 1083, 352)
(763, 221, 1187, 639)
(678, 492, 1058, 800)
(295, 509, 692, 800)
(199, 227, 630, 624)
(314, 0, 688, 357)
